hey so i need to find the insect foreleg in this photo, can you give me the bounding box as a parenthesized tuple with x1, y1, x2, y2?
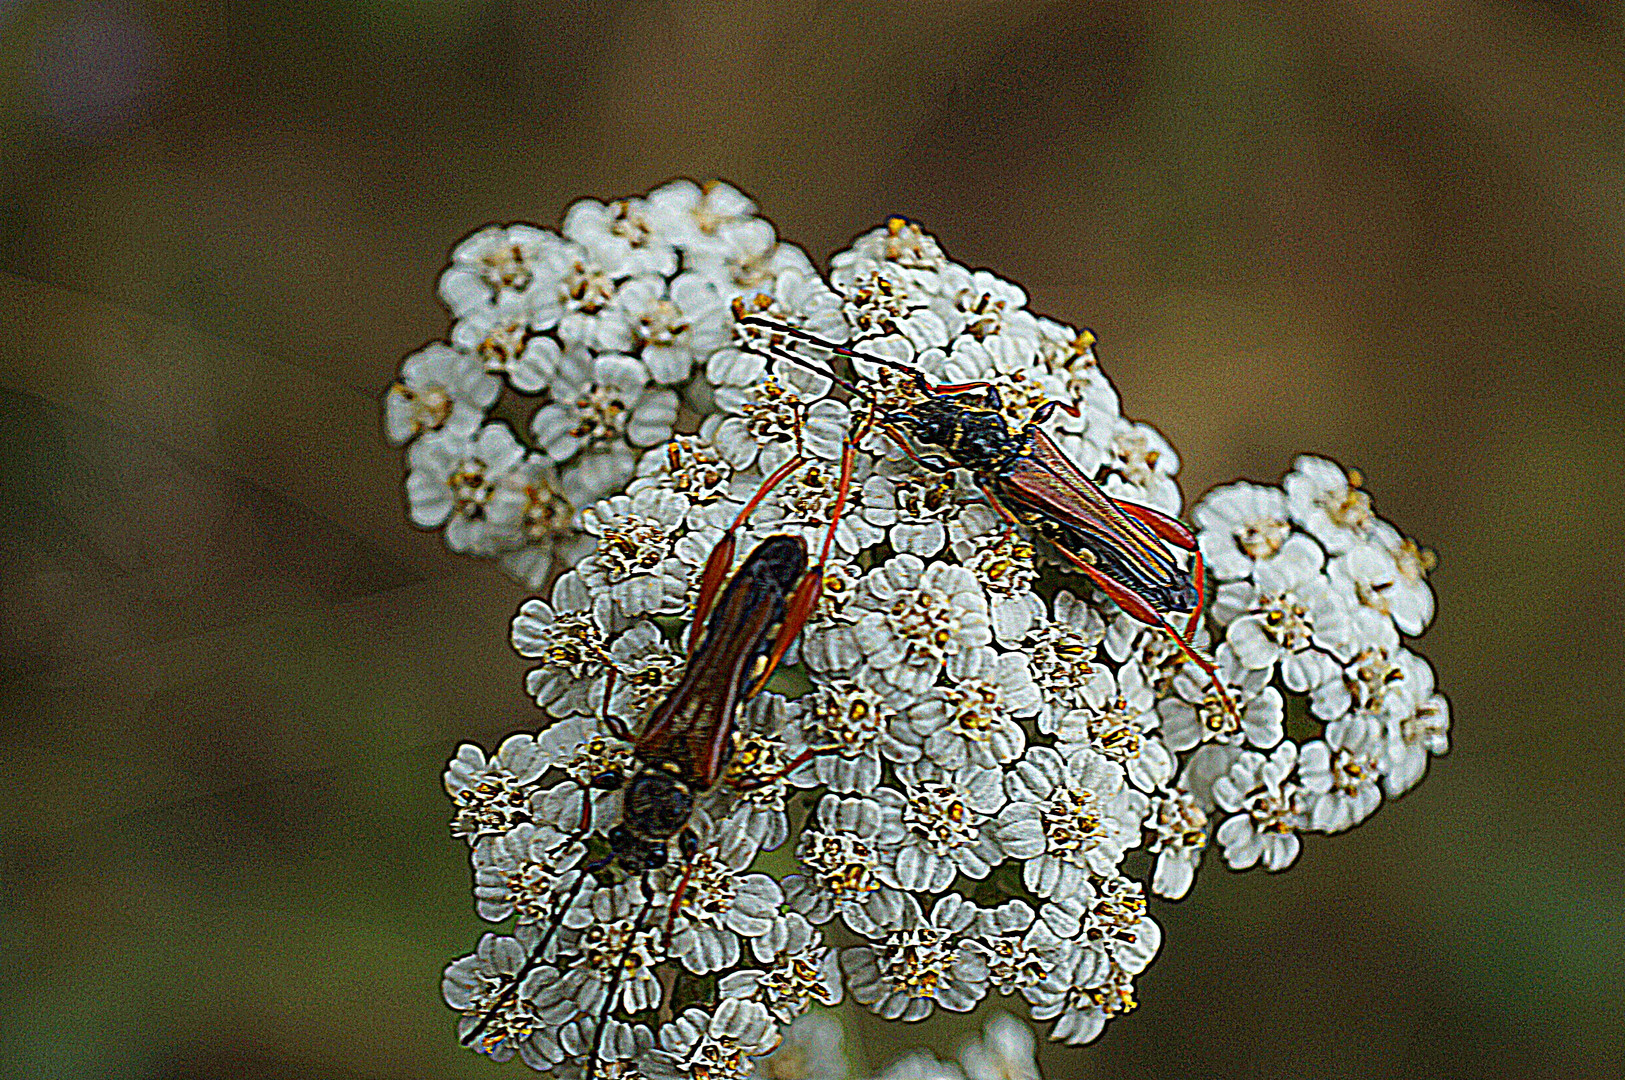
(728, 745, 815, 792)
(599, 665, 634, 743)
(1031, 397, 1084, 423)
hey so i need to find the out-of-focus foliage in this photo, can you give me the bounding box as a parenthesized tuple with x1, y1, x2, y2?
(1, 2, 1621, 1079)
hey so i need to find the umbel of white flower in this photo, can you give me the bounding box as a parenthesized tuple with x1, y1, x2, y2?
(401, 181, 1450, 1077)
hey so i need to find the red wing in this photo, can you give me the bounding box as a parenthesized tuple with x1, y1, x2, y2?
(1008, 432, 1183, 575)
(635, 536, 806, 790)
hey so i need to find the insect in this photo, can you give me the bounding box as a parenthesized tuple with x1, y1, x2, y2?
(735, 314, 1240, 723)
(460, 523, 833, 1076)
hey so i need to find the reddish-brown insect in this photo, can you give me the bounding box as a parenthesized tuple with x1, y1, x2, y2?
(737, 314, 1240, 724)
(461, 515, 841, 1075)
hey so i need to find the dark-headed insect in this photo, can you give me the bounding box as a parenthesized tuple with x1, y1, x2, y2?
(735, 314, 1241, 725)
(459, 527, 830, 1078)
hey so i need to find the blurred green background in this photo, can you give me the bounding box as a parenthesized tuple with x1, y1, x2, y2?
(2, 1, 1621, 1077)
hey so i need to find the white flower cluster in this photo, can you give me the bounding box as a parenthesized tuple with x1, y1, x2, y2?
(386, 181, 829, 588)
(1175, 458, 1450, 877)
(420, 189, 1449, 1074)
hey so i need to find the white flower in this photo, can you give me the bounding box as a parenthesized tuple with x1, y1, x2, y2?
(530, 349, 679, 462)
(728, 267, 848, 342)
(535, 243, 621, 347)
(645, 179, 757, 251)
(482, 454, 580, 575)
(1156, 645, 1284, 752)
(745, 455, 885, 559)
(994, 746, 1143, 896)
(629, 434, 737, 526)
(1380, 657, 1449, 797)
(556, 879, 668, 1019)
(1048, 874, 1161, 984)
(936, 264, 1037, 344)
(707, 375, 847, 471)
(513, 572, 621, 715)
(899, 646, 1036, 770)
(1025, 591, 1109, 731)
(562, 442, 641, 505)
(1194, 482, 1293, 582)
(1146, 787, 1208, 900)
(830, 217, 949, 297)
(384, 341, 498, 445)
(472, 823, 581, 923)
(562, 195, 679, 279)
(1299, 717, 1385, 833)
(966, 901, 1074, 1006)
(603, 273, 730, 384)
(644, 1001, 780, 1080)
(1054, 687, 1176, 795)
(1285, 455, 1377, 553)
(877, 760, 1006, 891)
(1029, 959, 1137, 1046)
(687, 217, 819, 301)
(1329, 525, 1436, 638)
(1309, 627, 1413, 722)
(445, 734, 549, 844)
(1215, 533, 1352, 690)
(783, 795, 904, 930)
(840, 894, 989, 1021)
(947, 504, 1044, 645)
(793, 673, 909, 791)
(668, 844, 784, 975)
(438, 223, 566, 319)
(838, 555, 991, 693)
(720, 912, 842, 1022)
(831, 257, 951, 354)
(574, 491, 692, 617)
(451, 297, 562, 393)
(860, 460, 959, 557)
(405, 422, 528, 554)
(1212, 743, 1304, 871)
(1100, 422, 1183, 515)
(444, 930, 563, 1067)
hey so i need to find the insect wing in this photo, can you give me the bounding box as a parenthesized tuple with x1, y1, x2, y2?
(1003, 431, 1196, 613)
(635, 536, 807, 790)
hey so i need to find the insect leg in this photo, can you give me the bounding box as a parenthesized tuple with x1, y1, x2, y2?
(1109, 496, 1199, 552)
(1184, 545, 1208, 642)
(1061, 550, 1241, 726)
(1032, 398, 1084, 422)
(599, 664, 634, 743)
(742, 411, 869, 699)
(728, 745, 816, 792)
(658, 829, 702, 950)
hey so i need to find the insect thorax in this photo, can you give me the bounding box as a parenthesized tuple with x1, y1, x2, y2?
(890, 395, 1021, 472)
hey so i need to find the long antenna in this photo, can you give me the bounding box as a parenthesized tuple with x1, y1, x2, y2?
(582, 883, 662, 1080)
(736, 316, 923, 381)
(461, 842, 608, 1048)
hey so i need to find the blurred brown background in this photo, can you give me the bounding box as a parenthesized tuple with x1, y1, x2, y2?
(1, 1, 1621, 1078)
